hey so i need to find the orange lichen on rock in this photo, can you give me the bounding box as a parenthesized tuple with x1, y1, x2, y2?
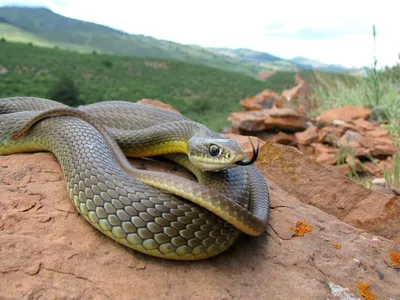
(390, 251, 400, 267)
(357, 282, 375, 300)
(290, 221, 312, 236)
(334, 243, 342, 249)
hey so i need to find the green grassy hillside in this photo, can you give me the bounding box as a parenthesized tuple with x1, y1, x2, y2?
(0, 7, 267, 77)
(0, 7, 359, 77)
(0, 22, 94, 52)
(0, 41, 296, 131)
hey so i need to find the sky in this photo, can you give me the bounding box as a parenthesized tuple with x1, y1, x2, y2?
(0, 0, 399, 68)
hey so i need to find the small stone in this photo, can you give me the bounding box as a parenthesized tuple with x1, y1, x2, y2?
(264, 108, 307, 131)
(297, 144, 314, 156)
(328, 164, 352, 177)
(228, 110, 269, 132)
(239, 89, 281, 111)
(316, 105, 372, 124)
(270, 132, 297, 146)
(24, 262, 41, 275)
(371, 178, 386, 186)
(295, 126, 318, 145)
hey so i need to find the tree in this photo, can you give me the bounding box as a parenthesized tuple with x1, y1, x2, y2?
(46, 76, 83, 107)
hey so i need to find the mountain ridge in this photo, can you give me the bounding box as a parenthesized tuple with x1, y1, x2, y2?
(0, 6, 354, 75)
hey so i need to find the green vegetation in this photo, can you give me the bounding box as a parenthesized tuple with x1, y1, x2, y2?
(298, 69, 361, 91)
(263, 71, 300, 90)
(312, 27, 399, 127)
(311, 25, 400, 190)
(0, 6, 280, 77)
(336, 146, 360, 178)
(0, 21, 93, 52)
(384, 155, 400, 190)
(0, 7, 361, 77)
(0, 41, 296, 131)
(46, 75, 83, 107)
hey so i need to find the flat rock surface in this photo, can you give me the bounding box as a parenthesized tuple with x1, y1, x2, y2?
(1, 150, 400, 300)
(257, 141, 400, 242)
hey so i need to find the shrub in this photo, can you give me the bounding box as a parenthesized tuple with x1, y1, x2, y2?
(102, 60, 112, 68)
(46, 76, 83, 107)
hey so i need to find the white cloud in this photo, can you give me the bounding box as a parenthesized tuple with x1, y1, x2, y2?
(1, 0, 399, 68)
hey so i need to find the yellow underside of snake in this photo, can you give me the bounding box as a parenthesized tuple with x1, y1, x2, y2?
(0, 97, 269, 260)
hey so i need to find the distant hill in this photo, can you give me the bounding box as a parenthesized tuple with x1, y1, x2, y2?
(208, 48, 282, 63)
(207, 48, 301, 72)
(289, 56, 352, 73)
(209, 48, 358, 73)
(0, 6, 263, 76)
(0, 6, 356, 76)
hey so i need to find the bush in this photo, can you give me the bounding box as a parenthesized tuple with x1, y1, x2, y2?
(46, 76, 83, 107)
(102, 60, 112, 68)
(0, 37, 5, 42)
(314, 25, 400, 126)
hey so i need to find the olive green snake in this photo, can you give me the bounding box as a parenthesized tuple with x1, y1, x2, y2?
(0, 97, 269, 260)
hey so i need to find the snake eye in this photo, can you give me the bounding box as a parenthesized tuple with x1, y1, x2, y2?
(209, 144, 221, 157)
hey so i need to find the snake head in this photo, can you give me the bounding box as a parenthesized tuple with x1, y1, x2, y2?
(187, 137, 258, 172)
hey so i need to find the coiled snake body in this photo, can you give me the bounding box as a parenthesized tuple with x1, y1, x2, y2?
(0, 97, 269, 260)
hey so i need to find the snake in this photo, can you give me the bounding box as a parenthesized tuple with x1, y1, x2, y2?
(0, 97, 269, 260)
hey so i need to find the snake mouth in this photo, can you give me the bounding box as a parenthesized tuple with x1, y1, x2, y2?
(235, 138, 259, 166)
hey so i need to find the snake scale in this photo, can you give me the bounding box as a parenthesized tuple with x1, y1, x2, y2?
(0, 97, 269, 260)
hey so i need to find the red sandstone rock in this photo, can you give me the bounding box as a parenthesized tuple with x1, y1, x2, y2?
(312, 143, 338, 159)
(371, 137, 398, 156)
(352, 118, 376, 132)
(366, 126, 391, 138)
(270, 132, 297, 146)
(229, 108, 307, 132)
(345, 156, 364, 173)
(239, 89, 281, 111)
(1, 148, 400, 299)
(316, 105, 372, 124)
(317, 125, 344, 144)
(338, 130, 371, 157)
(339, 130, 362, 148)
(258, 141, 400, 241)
(359, 136, 375, 149)
(252, 131, 276, 141)
(328, 163, 352, 177)
(228, 110, 268, 132)
(362, 160, 382, 176)
(315, 152, 338, 165)
(295, 126, 318, 145)
(264, 108, 307, 131)
(221, 133, 266, 156)
(297, 144, 314, 156)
